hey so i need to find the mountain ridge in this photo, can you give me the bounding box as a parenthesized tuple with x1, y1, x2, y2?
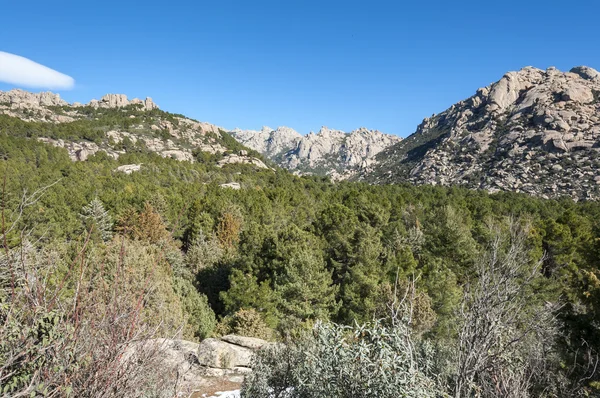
(359, 65, 600, 200)
(231, 125, 401, 180)
(4, 64, 600, 201)
(0, 89, 268, 168)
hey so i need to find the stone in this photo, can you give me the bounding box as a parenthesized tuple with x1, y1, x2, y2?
(217, 154, 269, 169)
(115, 164, 142, 174)
(561, 84, 594, 104)
(144, 97, 158, 110)
(161, 150, 193, 162)
(219, 182, 241, 189)
(0, 89, 67, 107)
(230, 126, 302, 155)
(570, 66, 600, 81)
(220, 335, 270, 350)
(196, 338, 255, 369)
(100, 94, 129, 108)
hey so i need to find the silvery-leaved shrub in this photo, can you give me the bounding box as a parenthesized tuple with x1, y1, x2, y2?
(242, 320, 443, 398)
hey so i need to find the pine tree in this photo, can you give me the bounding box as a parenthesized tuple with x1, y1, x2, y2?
(275, 250, 339, 326)
(80, 197, 113, 242)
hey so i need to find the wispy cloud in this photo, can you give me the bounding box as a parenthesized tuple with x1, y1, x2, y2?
(0, 51, 74, 90)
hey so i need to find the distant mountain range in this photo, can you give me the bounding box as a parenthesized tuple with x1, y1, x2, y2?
(230, 126, 400, 180)
(3, 65, 600, 200)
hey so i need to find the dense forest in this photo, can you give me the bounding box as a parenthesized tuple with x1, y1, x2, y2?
(1, 112, 599, 397)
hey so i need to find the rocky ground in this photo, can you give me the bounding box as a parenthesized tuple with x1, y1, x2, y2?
(131, 335, 272, 397)
(363, 66, 600, 201)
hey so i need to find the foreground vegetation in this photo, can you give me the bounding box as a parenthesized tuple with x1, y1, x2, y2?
(1, 124, 599, 396)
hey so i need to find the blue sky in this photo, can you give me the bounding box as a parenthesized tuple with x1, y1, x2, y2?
(1, 0, 599, 137)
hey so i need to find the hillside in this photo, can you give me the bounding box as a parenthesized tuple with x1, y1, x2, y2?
(361, 66, 600, 201)
(231, 125, 400, 180)
(0, 89, 269, 169)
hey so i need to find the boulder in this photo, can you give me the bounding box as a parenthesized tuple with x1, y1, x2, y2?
(100, 94, 129, 108)
(115, 164, 142, 174)
(144, 97, 158, 110)
(561, 84, 594, 104)
(570, 66, 600, 81)
(196, 338, 255, 369)
(219, 182, 241, 190)
(221, 335, 270, 350)
(0, 89, 67, 107)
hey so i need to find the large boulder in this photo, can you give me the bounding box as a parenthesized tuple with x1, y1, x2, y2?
(100, 93, 129, 108)
(221, 334, 271, 350)
(570, 66, 600, 81)
(196, 338, 256, 369)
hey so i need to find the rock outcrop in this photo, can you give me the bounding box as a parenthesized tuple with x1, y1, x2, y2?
(219, 182, 241, 189)
(364, 65, 600, 200)
(217, 152, 270, 170)
(0, 89, 158, 112)
(124, 335, 271, 397)
(231, 126, 401, 180)
(231, 126, 302, 156)
(89, 93, 159, 110)
(0, 89, 67, 107)
(37, 138, 104, 161)
(115, 164, 142, 174)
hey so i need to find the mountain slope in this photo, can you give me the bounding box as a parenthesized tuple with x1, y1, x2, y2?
(362, 66, 600, 200)
(231, 125, 401, 180)
(0, 89, 268, 169)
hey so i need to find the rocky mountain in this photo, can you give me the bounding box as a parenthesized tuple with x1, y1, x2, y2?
(362, 66, 600, 200)
(231, 125, 401, 180)
(230, 126, 302, 157)
(0, 89, 268, 169)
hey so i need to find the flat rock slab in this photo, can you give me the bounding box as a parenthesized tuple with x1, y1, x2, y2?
(197, 338, 255, 369)
(221, 335, 270, 350)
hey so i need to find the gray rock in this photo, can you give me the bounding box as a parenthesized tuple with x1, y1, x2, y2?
(0, 89, 67, 107)
(100, 94, 129, 108)
(231, 125, 400, 179)
(115, 164, 142, 174)
(570, 66, 600, 81)
(196, 338, 255, 369)
(219, 182, 241, 190)
(361, 65, 600, 201)
(221, 335, 270, 350)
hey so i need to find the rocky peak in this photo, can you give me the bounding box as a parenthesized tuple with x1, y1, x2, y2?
(0, 89, 159, 111)
(231, 126, 301, 156)
(231, 124, 400, 179)
(364, 65, 600, 201)
(88, 94, 158, 110)
(0, 88, 277, 172)
(314, 126, 346, 139)
(0, 89, 67, 107)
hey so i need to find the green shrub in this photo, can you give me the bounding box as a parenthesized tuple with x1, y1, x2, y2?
(216, 308, 274, 340)
(242, 320, 443, 398)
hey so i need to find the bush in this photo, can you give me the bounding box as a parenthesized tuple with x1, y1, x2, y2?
(0, 239, 178, 397)
(242, 320, 443, 398)
(174, 276, 216, 340)
(216, 308, 274, 340)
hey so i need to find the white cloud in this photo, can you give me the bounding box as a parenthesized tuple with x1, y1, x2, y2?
(0, 51, 74, 90)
